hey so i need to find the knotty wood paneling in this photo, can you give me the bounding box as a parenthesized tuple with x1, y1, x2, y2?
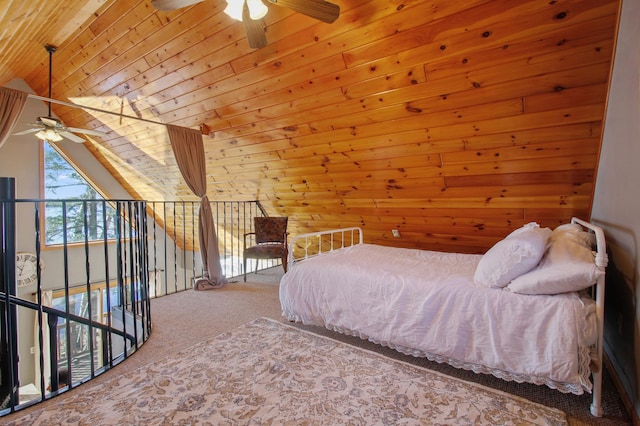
(0, 0, 620, 254)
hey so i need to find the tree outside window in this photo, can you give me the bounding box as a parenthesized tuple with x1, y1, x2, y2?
(43, 143, 117, 245)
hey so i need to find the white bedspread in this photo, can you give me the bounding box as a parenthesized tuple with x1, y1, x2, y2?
(280, 244, 595, 394)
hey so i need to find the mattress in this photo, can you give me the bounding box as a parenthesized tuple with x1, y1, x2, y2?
(280, 243, 597, 394)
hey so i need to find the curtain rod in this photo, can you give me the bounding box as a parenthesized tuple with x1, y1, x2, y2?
(27, 94, 167, 127)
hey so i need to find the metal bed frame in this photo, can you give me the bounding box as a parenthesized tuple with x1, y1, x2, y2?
(287, 218, 608, 417)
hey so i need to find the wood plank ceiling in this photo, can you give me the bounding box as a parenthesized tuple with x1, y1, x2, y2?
(0, 0, 620, 253)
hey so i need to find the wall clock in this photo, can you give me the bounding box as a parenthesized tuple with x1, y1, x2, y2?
(16, 252, 40, 287)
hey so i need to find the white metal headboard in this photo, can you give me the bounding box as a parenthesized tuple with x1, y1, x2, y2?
(571, 217, 608, 417)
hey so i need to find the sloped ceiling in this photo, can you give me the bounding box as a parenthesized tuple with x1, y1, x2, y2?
(0, 0, 620, 253)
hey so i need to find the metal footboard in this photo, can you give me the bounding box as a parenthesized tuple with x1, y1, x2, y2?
(288, 227, 363, 266)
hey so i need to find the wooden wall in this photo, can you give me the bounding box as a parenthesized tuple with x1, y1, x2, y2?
(7, 0, 620, 253)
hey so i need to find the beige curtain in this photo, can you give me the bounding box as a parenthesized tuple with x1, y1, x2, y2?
(167, 124, 227, 289)
(0, 87, 29, 149)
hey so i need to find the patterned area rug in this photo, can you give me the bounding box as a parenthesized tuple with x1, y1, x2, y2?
(7, 318, 567, 425)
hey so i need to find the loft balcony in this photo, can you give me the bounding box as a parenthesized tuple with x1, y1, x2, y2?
(0, 184, 276, 416)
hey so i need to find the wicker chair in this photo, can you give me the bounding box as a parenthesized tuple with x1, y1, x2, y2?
(243, 216, 288, 282)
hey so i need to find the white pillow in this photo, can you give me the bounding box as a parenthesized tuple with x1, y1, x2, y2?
(507, 224, 604, 295)
(473, 223, 551, 288)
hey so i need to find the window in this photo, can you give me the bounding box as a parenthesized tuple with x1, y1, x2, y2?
(52, 286, 103, 371)
(42, 142, 118, 245)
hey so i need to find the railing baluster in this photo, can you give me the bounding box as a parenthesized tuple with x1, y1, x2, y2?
(34, 201, 47, 399)
(102, 200, 113, 369)
(61, 201, 73, 388)
(181, 201, 186, 292)
(191, 202, 196, 284)
(162, 202, 168, 296)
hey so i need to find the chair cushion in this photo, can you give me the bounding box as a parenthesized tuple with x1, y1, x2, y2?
(244, 244, 287, 259)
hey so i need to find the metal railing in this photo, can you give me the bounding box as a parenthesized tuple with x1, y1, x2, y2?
(146, 199, 268, 295)
(1, 193, 151, 415)
(0, 181, 272, 416)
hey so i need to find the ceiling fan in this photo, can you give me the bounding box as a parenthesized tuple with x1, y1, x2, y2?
(151, 0, 340, 48)
(13, 44, 106, 144)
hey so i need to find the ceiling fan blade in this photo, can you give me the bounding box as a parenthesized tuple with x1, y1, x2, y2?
(40, 116, 59, 127)
(151, 0, 204, 11)
(66, 127, 107, 137)
(58, 131, 86, 143)
(13, 128, 40, 136)
(267, 0, 339, 23)
(243, 7, 268, 49)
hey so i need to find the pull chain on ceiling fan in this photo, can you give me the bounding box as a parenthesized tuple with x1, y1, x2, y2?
(13, 45, 107, 143)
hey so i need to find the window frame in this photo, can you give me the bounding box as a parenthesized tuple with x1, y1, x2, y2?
(39, 140, 118, 249)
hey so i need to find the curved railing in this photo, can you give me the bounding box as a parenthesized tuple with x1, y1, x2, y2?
(0, 188, 269, 416)
(1, 196, 151, 415)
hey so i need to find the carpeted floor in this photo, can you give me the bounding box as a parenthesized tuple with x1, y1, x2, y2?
(5, 267, 632, 425)
(6, 317, 569, 425)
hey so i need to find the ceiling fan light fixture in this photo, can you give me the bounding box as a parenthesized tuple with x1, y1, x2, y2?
(247, 0, 268, 19)
(35, 128, 63, 142)
(224, 0, 245, 21)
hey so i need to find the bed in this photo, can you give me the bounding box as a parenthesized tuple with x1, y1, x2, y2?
(279, 217, 608, 417)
